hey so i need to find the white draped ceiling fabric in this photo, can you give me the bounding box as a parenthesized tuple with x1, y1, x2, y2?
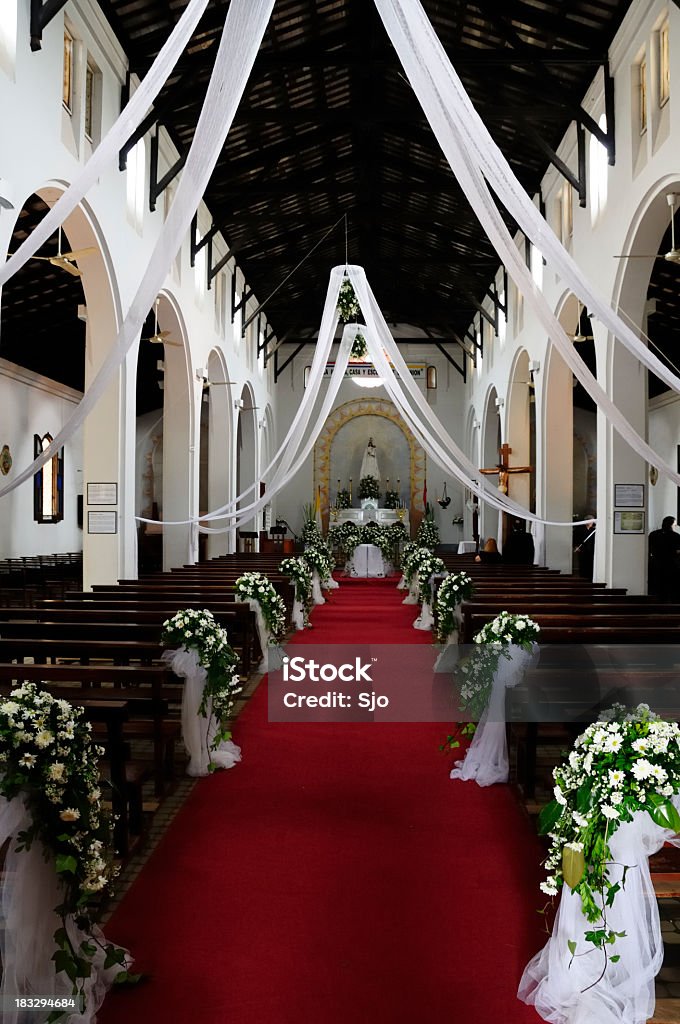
(3, 0, 680, 522)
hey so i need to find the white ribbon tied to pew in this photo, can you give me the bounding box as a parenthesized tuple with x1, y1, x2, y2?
(311, 572, 326, 606)
(322, 576, 340, 591)
(433, 607, 463, 674)
(0, 795, 130, 1023)
(413, 600, 434, 631)
(519, 798, 680, 1024)
(291, 599, 306, 631)
(244, 601, 284, 673)
(161, 648, 242, 777)
(450, 643, 539, 787)
(397, 574, 408, 590)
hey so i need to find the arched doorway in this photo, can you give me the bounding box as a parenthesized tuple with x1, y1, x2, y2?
(236, 383, 258, 543)
(481, 386, 501, 546)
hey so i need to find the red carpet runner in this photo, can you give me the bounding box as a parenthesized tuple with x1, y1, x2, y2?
(100, 577, 544, 1023)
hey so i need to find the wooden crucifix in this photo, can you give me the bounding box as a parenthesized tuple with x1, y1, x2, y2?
(479, 443, 532, 496)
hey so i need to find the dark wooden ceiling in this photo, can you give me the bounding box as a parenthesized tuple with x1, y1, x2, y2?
(7, 0, 675, 406)
(98, 0, 632, 343)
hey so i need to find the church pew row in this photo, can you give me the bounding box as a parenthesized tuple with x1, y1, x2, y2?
(0, 604, 261, 677)
(0, 659, 180, 802)
(456, 602, 680, 643)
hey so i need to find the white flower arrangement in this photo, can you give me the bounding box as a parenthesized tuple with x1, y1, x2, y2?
(473, 611, 541, 649)
(538, 703, 680, 976)
(414, 552, 446, 605)
(279, 557, 314, 626)
(234, 572, 287, 644)
(303, 543, 335, 584)
(161, 608, 242, 768)
(434, 572, 474, 644)
(416, 515, 439, 550)
(0, 682, 132, 1012)
(337, 277, 360, 323)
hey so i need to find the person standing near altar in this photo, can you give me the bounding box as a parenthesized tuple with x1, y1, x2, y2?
(360, 437, 381, 488)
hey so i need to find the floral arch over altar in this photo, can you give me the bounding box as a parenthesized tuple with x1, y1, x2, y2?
(314, 398, 426, 534)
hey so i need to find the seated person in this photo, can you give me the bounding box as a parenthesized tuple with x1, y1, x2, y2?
(475, 538, 502, 564)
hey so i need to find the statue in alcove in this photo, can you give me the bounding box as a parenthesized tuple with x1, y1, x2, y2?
(360, 436, 381, 488)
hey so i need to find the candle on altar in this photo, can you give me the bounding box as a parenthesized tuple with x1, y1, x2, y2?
(349, 477, 353, 502)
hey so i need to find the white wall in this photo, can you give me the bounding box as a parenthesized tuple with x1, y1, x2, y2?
(0, 360, 83, 557)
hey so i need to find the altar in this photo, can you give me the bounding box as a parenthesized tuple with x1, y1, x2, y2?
(349, 543, 390, 578)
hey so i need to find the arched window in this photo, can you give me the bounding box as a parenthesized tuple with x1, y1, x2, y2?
(34, 434, 64, 523)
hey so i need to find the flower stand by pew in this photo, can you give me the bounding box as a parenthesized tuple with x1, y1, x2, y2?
(233, 572, 287, 672)
(432, 572, 474, 673)
(0, 684, 133, 1023)
(161, 608, 243, 777)
(520, 704, 680, 1024)
(449, 613, 540, 787)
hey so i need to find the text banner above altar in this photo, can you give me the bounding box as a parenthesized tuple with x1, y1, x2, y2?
(323, 363, 426, 381)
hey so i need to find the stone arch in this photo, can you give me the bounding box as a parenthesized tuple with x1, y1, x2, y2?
(203, 347, 233, 557)
(481, 385, 501, 544)
(236, 381, 258, 536)
(314, 398, 425, 534)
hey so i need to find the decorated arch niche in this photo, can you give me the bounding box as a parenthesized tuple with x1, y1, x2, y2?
(314, 398, 425, 534)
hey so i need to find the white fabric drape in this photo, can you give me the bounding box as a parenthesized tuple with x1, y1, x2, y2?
(433, 631, 461, 673)
(397, 574, 408, 590)
(0, 794, 130, 1024)
(311, 571, 326, 605)
(450, 644, 538, 787)
(0, 0, 275, 502)
(245, 599, 284, 672)
(519, 799, 680, 1024)
(322, 576, 340, 590)
(291, 599, 306, 630)
(350, 544, 387, 578)
(413, 600, 434, 631)
(372, 0, 680, 489)
(143, 282, 355, 532)
(161, 648, 241, 777)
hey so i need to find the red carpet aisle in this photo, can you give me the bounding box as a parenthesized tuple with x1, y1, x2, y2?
(100, 577, 544, 1024)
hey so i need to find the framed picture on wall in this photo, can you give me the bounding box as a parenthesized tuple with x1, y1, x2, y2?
(614, 483, 647, 507)
(613, 511, 645, 535)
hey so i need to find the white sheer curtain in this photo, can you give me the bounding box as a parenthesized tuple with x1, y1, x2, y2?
(0, 0, 275, 502)
(0, 796, 131, 1024)
(519, 799, 680, 1024)
(450, 644, 538, 787)
(160, 648, 241, 776)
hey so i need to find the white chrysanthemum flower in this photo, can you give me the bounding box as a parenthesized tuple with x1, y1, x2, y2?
(572, 811, 589, 827)
(632, 738, 649, 754)
(631, 759, 654, 781)
(540, 879, 559, 896)
(18, 753, 38, 767)
(565, 841, 584, 852)
(34, 730, 54, 748)
(610, 791, 624, 805)
(59, 808, 80, 822)
(603, 735, 623, 753)
(608, 769, 624, 788)
(601, 805, 619, 820)
(48, 763, 66, 782)
(554, 786, 567, 806)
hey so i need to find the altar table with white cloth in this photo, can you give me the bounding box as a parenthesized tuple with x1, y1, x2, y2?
(350, 544, 389, 578)
(457, 540, 477, 554)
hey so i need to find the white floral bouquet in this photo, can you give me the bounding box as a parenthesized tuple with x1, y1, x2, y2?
(337, 277, 360, 322)
(161, 608, 242, 747)
(234, 572, 287, 643)
(303, 544, 335, 583)
(402, 543, 428, 586)
(435, 572, 474, 643)
(280, 557, 314, 625)
(329, 523, 363, 559)
(351, 331, 368, 359)
(474, 611, 540, 650)
(360, 522, 394, 561)
(538, 703, 680, 969)
(415, 553, 446, 605)
(417, 515, 439, 550)
(0, 682, 131, 1009)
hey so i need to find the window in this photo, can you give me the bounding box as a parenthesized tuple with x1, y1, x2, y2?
(497, 286, 507, 345)
(63, 30, 74, 112)
(34, 434, 64, 524)
(84, 59, 101, 142)
(659, 21, 670, 106)
(126, 138, 146, 232)
(561, 182, 573, 242)
(639, 57, 648, 133)
(530, 243, 543, 290)
(589, 114, 608, 223)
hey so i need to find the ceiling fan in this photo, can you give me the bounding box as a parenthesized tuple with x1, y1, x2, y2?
(143, 300, 180, 346)
(10, 226, 95, 277)
(568, 301, 594, 343)
(614, 193, 680, 263)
